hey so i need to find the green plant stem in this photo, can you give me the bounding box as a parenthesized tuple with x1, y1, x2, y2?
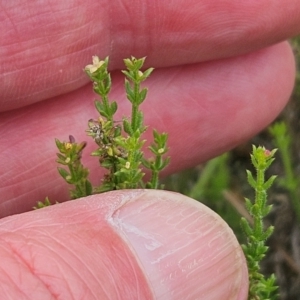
(269, 122, 300, 223)
(256, 168, 264, 205)
(149, 158, 161, 189)
(242, 146, 278, 299)
(131, 102, 139, 133)
(102, 95, 112, 121)
(280, 145, 300, 221)
(189, 155, 226, 199)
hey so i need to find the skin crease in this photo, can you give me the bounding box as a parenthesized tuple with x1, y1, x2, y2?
(0, 0, 300, 299)
(1, 0, 300, 110)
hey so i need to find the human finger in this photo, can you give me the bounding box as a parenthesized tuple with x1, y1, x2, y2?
(1, 0, 300, 110)
(0, 190, 248, 299)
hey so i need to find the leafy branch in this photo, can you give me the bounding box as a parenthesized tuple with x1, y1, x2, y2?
(54, 56, 170, 198)
(241, 145, 278, 300)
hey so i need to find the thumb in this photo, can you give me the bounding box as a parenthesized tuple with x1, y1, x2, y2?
(0, 190, 248, 299)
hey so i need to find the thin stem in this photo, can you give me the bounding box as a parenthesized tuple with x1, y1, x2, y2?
(131, 81, 140, 132)
(131, 103, 139, 133)
(68, 164, 83, 196)
(281, 145, 300, 222)
(269, 122, 300, 222)
(150, 164, 160, 189)
(242, 146, 278, 299)
(256, 168, 264, 207)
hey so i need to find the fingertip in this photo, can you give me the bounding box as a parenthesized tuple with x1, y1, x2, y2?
(0, 189, 248, 299)
(109, 189, 248, 299)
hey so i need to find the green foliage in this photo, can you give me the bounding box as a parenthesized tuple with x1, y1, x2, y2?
(188, 153, 230, 200)
(291, 36, 300, 98)
(55, 136, 92, 198)
(242, 145, 278, 300)
(33, 197, 53, 209)
(54, 56, 169, 198)
(269, 121, 300, 222)
(143, 130, 170, 189)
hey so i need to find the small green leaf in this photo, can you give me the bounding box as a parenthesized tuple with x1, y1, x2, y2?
(263, 175, 277, 190)
(55, 138, 63, 149)
(244, 197, 253, 211)
(123, 58, 134, 69)
(264, 158, 275, 169)
(135, 111, 144, 131)
(241, 217, 253, 236)
(121, 70, 135, 82)
(261, 204, 272, 216)
(85, 180, 93, 196)
(142, 67, 154, 79)
(95, 101, 109, 118)
(138, 88, 148, 104)
(110, 101, 118, 115)
(134, 57, 145, 70)
(124, 79, 135, 103)
(57, 167, 69, 180)
(123, 118, 133, 135)
(161, 157, 170, 169)
(142, 158, 152, 169)
(56, 153, 68, 164)
(246, 170, 256, 188)
(261, 226, 274, 240)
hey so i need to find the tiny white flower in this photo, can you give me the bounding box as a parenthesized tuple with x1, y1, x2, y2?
(158, 148, 164, 154)
(125, 161, 130, 169)
(85, 56, 104, 74)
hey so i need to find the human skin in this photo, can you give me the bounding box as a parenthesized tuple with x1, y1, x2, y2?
(0, 0, 300, 299)
(0, 190, 249, 299)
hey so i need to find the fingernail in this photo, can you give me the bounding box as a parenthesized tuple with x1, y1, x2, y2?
(110, 189, 248, 300)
